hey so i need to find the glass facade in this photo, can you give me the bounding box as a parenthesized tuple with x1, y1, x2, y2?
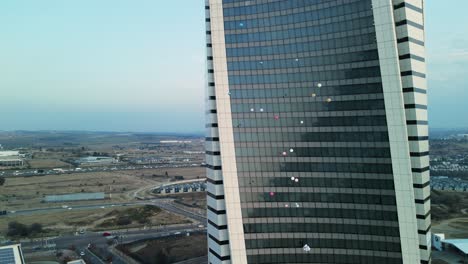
(206, 0, 429, 263)
(220, 0, 401, 263)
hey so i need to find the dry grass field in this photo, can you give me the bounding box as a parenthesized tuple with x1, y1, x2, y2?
(0, 167, 205, 210)
(0, 205, 190, 236)
(119, 233, 207, 264)
(27, 159, 73, 168)
(432, 190, 468, 238)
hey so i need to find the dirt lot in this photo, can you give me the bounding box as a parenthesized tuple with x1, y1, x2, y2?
(118, 233, 207, 264)
(432, 190, 468, 238)
(0, 167, 205, 210)
(0, 205, 190, 237)
(432, 216, 468, 238)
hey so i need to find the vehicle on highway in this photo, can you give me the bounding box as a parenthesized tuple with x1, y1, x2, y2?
(102, 232, 111, 237)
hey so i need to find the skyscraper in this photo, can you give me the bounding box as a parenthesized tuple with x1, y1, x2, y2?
(205, 0, 429, 263)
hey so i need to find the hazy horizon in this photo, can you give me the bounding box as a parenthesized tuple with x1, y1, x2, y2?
(1, 1, 467, 132)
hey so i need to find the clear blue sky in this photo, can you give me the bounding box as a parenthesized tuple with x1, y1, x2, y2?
(0, 1, 466, 132)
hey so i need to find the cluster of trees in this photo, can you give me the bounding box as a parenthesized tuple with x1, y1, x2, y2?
(0, 176, 5, 186)
(431, 190, 465, 220)
(7, 221, 43, 237)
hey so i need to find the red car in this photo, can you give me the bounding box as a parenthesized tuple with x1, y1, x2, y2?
(102, 232, 111, 237)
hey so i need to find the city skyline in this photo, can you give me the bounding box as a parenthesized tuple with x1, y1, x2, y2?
(0, 1, 467, 132)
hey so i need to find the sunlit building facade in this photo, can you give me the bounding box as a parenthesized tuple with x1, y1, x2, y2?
(205, 0, 430, 263)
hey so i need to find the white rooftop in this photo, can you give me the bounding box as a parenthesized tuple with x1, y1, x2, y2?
(0, 244, 25, 264)
(0, 151, 19, 157)
(67, 260, 86, 264)
(443, 239, 468, 254)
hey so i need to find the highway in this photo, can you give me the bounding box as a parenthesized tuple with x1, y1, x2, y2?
(6, 201, 146, 216)
(0, 163, 202, 178)
(22, 225, 207, 264)
(3, 198, 207, 224)
(22, 225, 205, 250)
(1, 177, 208, 263)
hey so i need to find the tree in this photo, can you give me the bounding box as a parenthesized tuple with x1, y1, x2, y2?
(155, 250, 169, 264)
(30, 223, 43, 234)
(7, 221, 29, 237)
(116, 216, 132, 226)
(0, 177, 5, 186)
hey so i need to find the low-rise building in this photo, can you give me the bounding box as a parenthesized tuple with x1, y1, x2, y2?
(67, 260, 86, 264)
(0, 244, 25, 264)
(0, 151, 24, 167)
